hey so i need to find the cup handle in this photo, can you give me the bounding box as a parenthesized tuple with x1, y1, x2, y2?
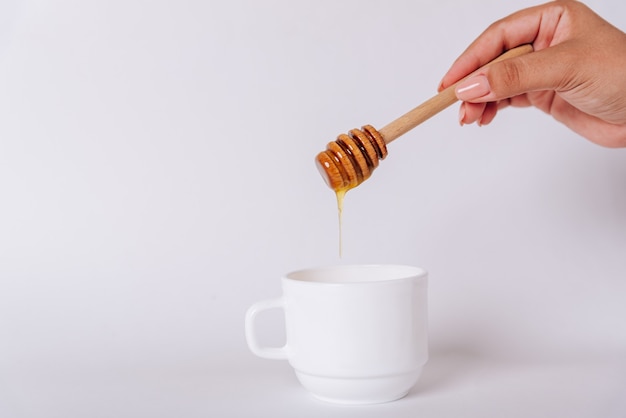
(245, 298, 289, 360)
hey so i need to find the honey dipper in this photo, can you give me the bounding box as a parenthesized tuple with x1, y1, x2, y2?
(315, 44, 533, 193)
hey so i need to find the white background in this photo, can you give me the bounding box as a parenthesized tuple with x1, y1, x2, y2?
(1, 1, 625, 417)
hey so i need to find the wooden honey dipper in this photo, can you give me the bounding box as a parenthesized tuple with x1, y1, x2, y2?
(315, 44, 533, 193)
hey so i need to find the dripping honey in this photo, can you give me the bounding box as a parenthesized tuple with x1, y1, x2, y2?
(315, 125, 388, 256)
(335, 188, 347, 257)
(315, 125, 388, 192)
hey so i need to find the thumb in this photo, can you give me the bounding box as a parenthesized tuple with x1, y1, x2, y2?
(454, 48, 569, 102)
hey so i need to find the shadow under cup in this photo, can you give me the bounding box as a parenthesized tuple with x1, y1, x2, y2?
(245, 264, 428, 405)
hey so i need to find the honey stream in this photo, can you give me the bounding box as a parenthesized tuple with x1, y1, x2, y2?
(315, 125, 388, 258)
(335, 188, 347, 257)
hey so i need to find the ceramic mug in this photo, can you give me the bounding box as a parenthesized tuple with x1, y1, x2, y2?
(245, 264, 428, 404)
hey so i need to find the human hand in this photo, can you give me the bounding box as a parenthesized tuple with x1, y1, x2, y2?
(439, 0, 626, 148)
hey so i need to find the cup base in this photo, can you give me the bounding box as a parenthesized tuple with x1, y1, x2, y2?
(294, 368, 422, 405)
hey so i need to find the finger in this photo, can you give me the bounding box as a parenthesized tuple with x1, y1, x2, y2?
(478, 102, 499, 126)
(455, 45, 576, 103)
(459, 101, 487, 125)
(507, 95, 532, 108)
(461, 96, 527, 127)
(439, 2, 567, 90)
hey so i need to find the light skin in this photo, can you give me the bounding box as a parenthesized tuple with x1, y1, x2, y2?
(438, 0, 626, 148)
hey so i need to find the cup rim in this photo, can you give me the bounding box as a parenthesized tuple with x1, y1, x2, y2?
(284, 264, 427, 285)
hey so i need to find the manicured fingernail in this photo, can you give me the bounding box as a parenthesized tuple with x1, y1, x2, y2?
(456, 75, 491, 101)
(458, 105, 465, 126)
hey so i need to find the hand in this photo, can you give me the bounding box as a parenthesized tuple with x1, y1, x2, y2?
(439, 0, 626, 148)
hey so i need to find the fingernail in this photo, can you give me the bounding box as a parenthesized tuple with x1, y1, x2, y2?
(458, 105, 465, 126)
(456, 75, 491, 101)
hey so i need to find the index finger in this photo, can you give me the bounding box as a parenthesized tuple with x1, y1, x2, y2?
(438, 2, 567, 90)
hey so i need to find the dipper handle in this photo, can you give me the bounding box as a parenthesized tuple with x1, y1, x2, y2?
(380, 44, 534, 143)
(316, 44, 534, 192)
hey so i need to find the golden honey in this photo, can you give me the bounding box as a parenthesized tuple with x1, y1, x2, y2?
(316, 125, 388, 256)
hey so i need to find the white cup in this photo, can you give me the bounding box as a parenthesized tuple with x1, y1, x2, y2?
(245, 264, 428, 404)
